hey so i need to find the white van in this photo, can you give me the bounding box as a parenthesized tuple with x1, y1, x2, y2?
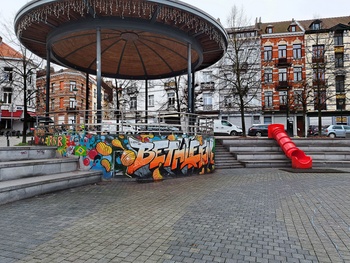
(214, 119, 242, 136)
(102, 120, 139, 134)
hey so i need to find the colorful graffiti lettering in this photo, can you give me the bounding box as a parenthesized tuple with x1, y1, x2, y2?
(34, 132, 215, 181)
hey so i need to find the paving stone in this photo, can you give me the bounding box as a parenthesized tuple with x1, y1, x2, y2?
(1, 168, 350, 262)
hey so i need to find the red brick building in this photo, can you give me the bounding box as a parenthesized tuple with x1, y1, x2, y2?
(259, 19, 306, 136)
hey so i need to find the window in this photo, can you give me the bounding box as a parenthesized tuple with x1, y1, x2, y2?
(336, 76, 345, 93)
(278, 45, 287, 58)
(69, 98, 76, 108)
(94, 88, 97, 98)
(59, 97, 64, 108)
(69, 81, 77, 92)
(335, 53, 344, 68)
(168, 92, 175, 106)
(279, 68, 287, 82)
(312, 45, 324, 59)
(334, 32, 343, 46)
(51, 99, 55, 111)
(3, 67, 13, 82)
(294, 67, 302, 82)
(311, 22, 321, 30)
(264, 91, 273, 109)
(293, 44, 302, 59)
(266, 26, 273, 34)
(313, 69, 325, 82)
(202, 71, 213, 83)
(148, 95, 154, 107)
(3, 87, 12, 104)
(314, 90, 327, 110)
(290, 25, 296, 32)
(130, 97, 137, 109)
(51, 82, 55, 93)
(264, 68, 273, 83)
(336, 98, 345, 110)
(264, 46, 272, 61)
(294, 90, 303, 106)
(224, 96, 233, 107)
(203, 93, 213, 110)
(279, 91, 288, 106)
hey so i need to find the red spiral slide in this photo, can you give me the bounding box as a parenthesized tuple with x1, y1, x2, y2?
(268, 124, 312, 169)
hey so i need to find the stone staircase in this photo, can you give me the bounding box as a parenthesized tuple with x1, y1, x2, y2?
(214, 141, 245, 169)
(0, 146, 102, 205)
(215, 137, 350, 169)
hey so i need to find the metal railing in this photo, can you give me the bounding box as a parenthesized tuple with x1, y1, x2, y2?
(34, 109, 214, 136)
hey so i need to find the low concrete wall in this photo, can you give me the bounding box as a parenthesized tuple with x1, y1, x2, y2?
(34, 132, 215, 180)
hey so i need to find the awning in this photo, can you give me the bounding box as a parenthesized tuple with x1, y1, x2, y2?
(0, 110, 23, 119)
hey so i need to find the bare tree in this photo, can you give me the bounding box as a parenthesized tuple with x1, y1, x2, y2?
(0, 19, 43, 144)
(214, 6, 261, 136)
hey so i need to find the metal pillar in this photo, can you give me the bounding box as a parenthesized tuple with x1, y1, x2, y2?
(145, 79, 148, 124)
(85, 73, 90, 125)
(96, 27, 102, 130)
(187, 43, 192, 114)
(45, 47, 51, 116)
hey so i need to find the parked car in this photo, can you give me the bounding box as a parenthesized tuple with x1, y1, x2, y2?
(307, 125, 327, 136)
(247, 124, 269, 137)
(322, 125, 350, 138)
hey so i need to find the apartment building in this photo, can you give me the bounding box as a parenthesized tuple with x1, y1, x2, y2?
(36, 68, 98, 128)
(0, 37, 37, 133)
(299, 16, 350, 126)
(259, 19, 306, 136)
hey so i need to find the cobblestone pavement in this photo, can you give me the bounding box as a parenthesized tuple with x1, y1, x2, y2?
(1, 168, 350, 263)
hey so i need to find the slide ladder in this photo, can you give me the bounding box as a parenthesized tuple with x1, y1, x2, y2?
(268, 124, 312, 169)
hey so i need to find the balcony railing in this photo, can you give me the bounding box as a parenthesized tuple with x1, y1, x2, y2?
(276, 58, 291, 67)
(200, 82, 215, 91)
(276, 81, 291, 90)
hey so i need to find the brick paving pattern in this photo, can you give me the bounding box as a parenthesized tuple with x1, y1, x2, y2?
(1, 168, 350, 262)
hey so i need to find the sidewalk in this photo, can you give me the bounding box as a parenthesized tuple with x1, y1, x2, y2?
(0, 136, 25, 147)
(1, 167, 350, 262)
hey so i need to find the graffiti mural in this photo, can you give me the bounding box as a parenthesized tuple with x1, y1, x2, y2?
(38, 132, 215, 181)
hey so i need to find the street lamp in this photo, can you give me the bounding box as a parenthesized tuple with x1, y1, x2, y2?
(339, 99, 344, 124)
(72, 86, 78, 131)
(0, 100, 3, 123)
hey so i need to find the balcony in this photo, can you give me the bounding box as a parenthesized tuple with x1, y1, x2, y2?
(164, 81, 176, 90)
(200, 82, 215, 91)
(203, 105, 213, 111)
(276, 81, 291, 90)
(276, 58, 291, 67)
(66, 107, 79, 113)
(126, 86, 138, 95)
(312, 56, 326, 64)
(312, 79, 327, 87)
(279, 105, 288, 111)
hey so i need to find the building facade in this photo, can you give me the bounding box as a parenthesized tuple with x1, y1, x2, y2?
(36, 68, 98, 129)
(0, 37, 37, 134)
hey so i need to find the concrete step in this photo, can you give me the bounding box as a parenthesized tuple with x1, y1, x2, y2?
(0, 157, 79, 181)
(0, 170, 102, 205)
(0, 146, 58, 161)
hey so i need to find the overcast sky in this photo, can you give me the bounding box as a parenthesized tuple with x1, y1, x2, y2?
(1, 0, 350, 35)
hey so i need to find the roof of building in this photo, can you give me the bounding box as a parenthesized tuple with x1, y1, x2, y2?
(0, 37, 23, 59)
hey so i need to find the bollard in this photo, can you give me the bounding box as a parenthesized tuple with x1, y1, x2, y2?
(6, 133, 9, 147)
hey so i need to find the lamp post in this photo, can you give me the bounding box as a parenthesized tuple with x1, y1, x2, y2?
(0, 100, 3, 123)
(72, 86, 78, 131)
(339, 99, 344, 124)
